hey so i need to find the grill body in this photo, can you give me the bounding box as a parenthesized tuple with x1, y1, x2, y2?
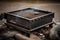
(5, 8, 54, 30)
(5, 8, 54, 37)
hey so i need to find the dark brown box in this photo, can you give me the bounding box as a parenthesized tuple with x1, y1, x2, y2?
(5, 8, 54, 30)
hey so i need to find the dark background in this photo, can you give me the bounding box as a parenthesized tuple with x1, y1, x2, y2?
(0, 0, 60, 3)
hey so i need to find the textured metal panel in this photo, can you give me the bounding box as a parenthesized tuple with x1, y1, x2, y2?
(5, 8, 54, 30)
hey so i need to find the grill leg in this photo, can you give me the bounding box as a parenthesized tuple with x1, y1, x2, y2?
(49, 23, 53, 28)
(26, 33, 30, 37)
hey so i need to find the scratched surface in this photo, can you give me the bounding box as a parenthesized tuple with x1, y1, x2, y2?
(10, 10, 46, 19)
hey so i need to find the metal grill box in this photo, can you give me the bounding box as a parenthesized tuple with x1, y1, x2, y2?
(5, 8, 54, 30)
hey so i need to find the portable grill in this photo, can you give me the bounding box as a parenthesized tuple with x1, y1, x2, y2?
(5, 8, 54, 37)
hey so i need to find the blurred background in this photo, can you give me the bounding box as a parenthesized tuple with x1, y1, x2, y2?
(0, 0, 60, 19)
(0, 0, 60, 40)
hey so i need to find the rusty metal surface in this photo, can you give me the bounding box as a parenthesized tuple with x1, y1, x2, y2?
(10, 10, 46, 19)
